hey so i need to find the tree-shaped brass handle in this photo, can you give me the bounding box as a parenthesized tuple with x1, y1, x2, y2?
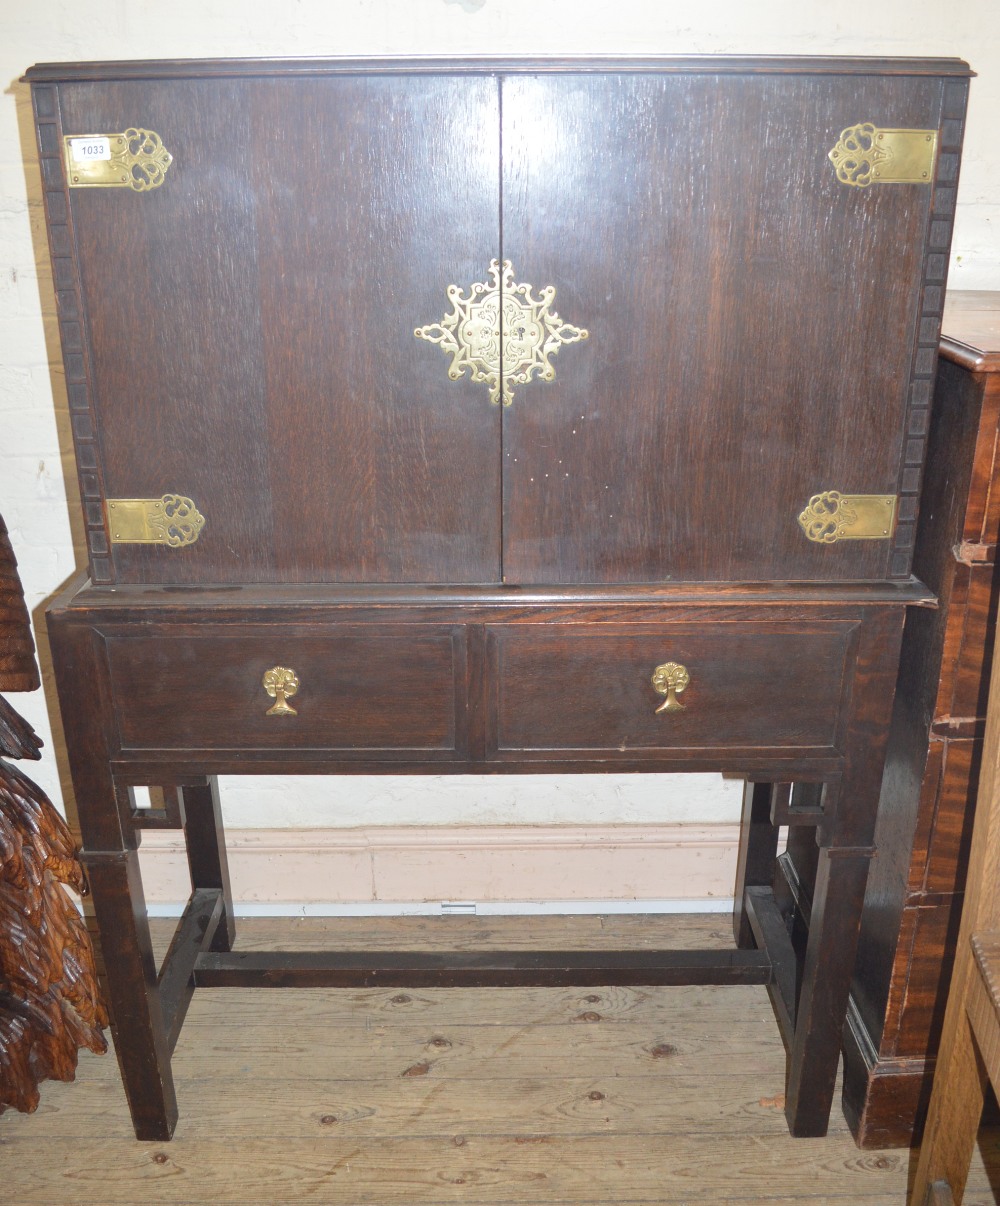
(262, 666, 299, 716)
(652, 662, 690, 714)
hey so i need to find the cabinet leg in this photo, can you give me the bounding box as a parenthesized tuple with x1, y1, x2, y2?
(83, 849, 178, 1141)
(181, 777, 235, 952)
(784, 846, 872, 1137)
(733, 781, 780, 948)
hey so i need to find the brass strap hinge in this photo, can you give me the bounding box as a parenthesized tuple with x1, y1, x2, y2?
(106, 496, 205, 546)
(798, 492, 898, 544)
(64, 129, 173, 191)
(828, 123, 937, 188)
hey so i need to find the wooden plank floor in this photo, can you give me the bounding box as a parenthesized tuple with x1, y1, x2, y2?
(3, 914, 1000, 1204)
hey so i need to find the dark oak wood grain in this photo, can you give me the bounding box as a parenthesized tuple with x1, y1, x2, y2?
(500, 72, 945, 584)
(58, 76, 501, 585)
(486, 621, 856, 759)
(103, 625, 468, 756)
(29, 55, 969, 1142)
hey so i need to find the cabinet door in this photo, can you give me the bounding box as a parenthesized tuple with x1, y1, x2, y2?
(61, 75, 502, 584)
(500, 73, 941, 584)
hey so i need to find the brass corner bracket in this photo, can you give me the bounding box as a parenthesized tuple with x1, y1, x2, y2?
(828, 123, 937, 189)
(64, 129, 173, 191)
(106, 495, 205, 546)
(798, 492, 898, 544)
(415, 259, 589, 407)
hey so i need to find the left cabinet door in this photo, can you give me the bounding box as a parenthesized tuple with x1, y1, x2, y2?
(58, 74, 503, 584)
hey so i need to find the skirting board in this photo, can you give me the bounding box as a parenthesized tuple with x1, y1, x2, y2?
(137, 823, 740, 914)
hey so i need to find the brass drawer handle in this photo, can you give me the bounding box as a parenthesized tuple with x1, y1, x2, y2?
(263, 666, 299, 716)
(652, 662, 689, 714)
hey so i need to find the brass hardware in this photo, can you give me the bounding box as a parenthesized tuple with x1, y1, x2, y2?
(64, 129, 173, 191)
(652, 662, 690, 714)
(828, 123, 937, 188)
(106, 495, 205, 546)
(797, 491, 898, 543)
(414, 258, 589, 406)
(263, 667, 299, 716)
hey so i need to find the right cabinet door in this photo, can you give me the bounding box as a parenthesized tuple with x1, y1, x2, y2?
(499, 70, 944, 584)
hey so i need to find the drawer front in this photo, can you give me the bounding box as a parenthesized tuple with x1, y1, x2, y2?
(105, 626, 466, 757)
(487, 623, 858, 761)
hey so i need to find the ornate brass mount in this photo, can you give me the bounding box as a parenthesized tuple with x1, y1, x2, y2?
(828, 123, 937, 188)
(797, 491, 898, 544)
(652, 662, 690, 714)
(64, 129, 173, 191)
(414, 259, 589, 406)
(263, 667, 299, 716)
(106, 495, 205, 546)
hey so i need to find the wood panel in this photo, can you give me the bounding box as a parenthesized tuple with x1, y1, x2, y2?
(59, 75, 502, 584)
(891, 897, 964, 1058)
(500, 72, 941, 584)
(923, 737, 981, 894)
(936, 564, 999, 723)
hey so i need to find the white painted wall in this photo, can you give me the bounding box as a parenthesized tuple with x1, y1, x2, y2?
(1, 0, 997, 838)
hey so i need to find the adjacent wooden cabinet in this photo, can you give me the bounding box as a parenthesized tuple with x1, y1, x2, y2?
(844, 292, 1000, 1147)
(26, 55, 970, 1142)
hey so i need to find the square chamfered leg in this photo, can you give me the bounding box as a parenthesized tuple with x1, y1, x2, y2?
(772, 610, 905, 1137)
(783, 843, 875, 1136)
(82, 849, 178, 1141)
(48, 612, 180, 1139)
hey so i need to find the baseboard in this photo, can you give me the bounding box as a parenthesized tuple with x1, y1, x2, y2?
(136, 822, 740, 912)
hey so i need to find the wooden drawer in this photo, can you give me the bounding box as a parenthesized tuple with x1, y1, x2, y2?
(104, 625, 467, 759)
(486, 622, 858, 762)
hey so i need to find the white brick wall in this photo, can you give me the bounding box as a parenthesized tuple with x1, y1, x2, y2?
(1, 0, 997, 835)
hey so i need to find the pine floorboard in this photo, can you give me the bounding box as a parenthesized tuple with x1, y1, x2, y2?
(2, 914, 999, 1204)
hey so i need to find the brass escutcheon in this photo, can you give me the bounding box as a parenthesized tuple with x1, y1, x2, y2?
(414, 259, 588, 407)
(652, 662, 690, 714)
(263, 666, 299, 716)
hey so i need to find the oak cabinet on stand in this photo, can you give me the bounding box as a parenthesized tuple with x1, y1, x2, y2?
(24, 54, 969, 1141)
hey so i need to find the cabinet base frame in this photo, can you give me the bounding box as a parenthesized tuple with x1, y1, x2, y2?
(50, 583, 909, 1143)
